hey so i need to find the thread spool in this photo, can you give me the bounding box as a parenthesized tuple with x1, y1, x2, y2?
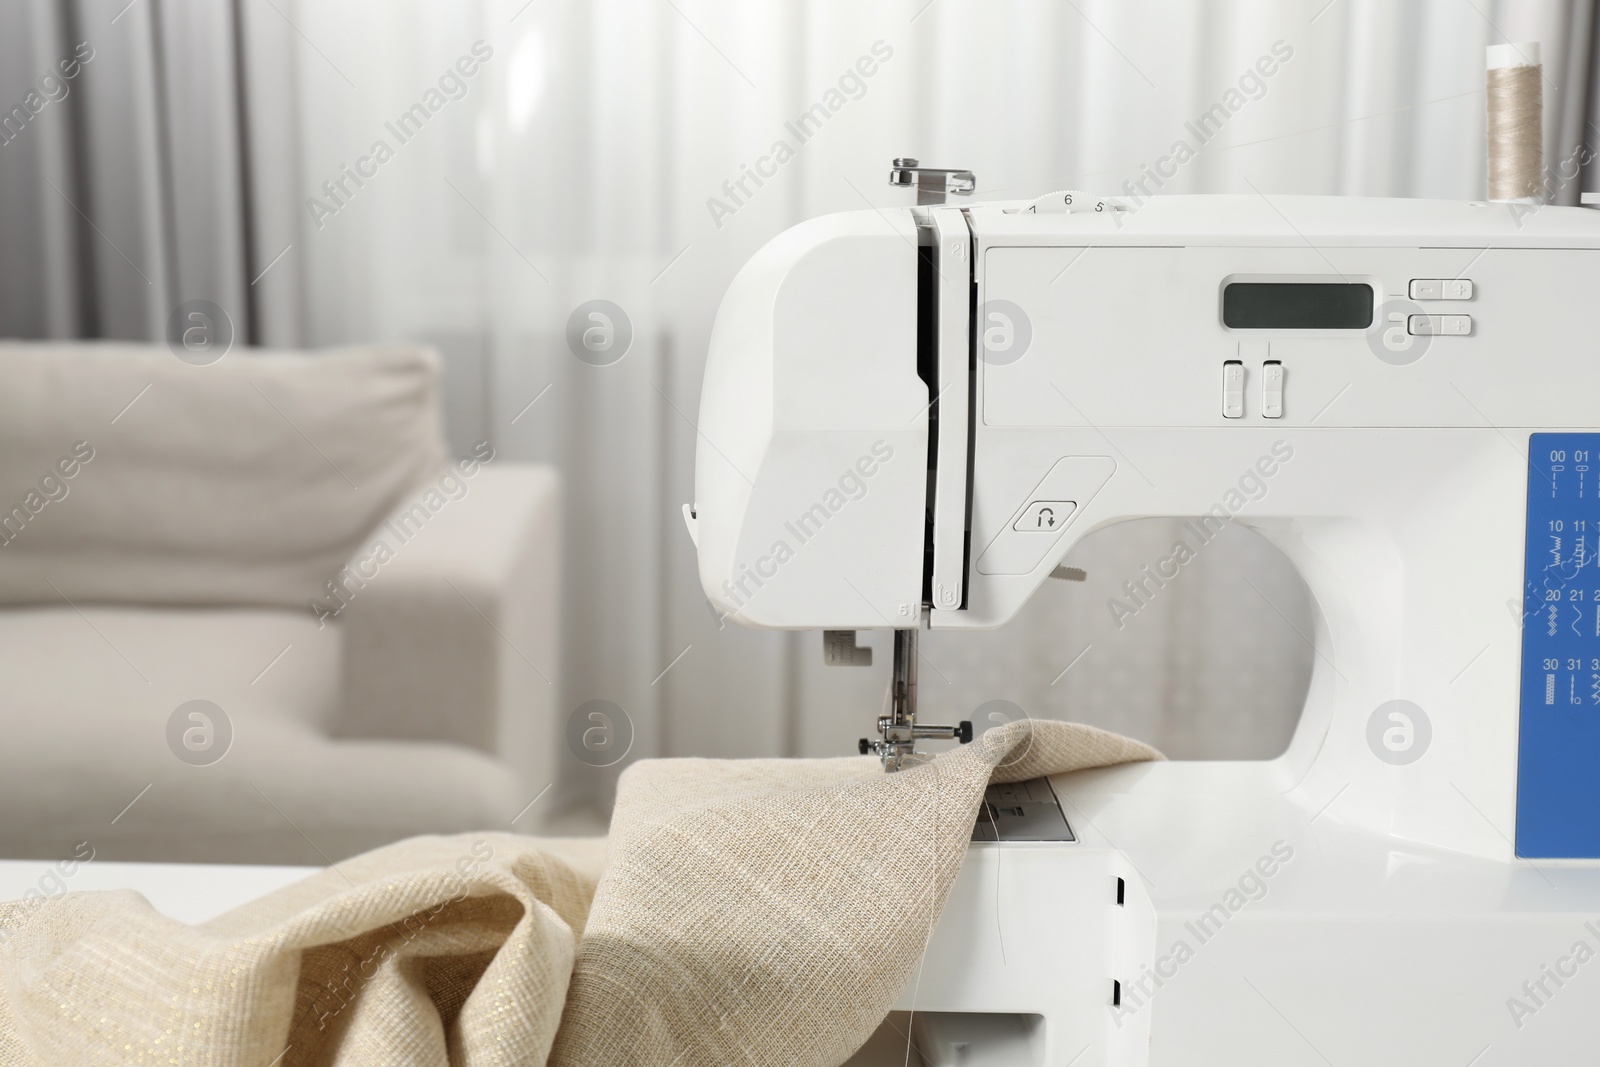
(1486, 42, 1542, 202)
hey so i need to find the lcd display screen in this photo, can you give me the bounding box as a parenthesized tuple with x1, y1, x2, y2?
(1222, 282, 1374, 329)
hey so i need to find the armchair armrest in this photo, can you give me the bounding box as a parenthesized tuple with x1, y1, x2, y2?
(332, 463, 561, 815)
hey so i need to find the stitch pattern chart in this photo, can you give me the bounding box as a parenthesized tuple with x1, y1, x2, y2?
(1517, 433, 1600, 857)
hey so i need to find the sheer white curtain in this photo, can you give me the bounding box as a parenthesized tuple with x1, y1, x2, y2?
(247, 0, 1597, 809)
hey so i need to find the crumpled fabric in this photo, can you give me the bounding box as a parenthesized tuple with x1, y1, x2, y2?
(0, 720, 1159, 1066)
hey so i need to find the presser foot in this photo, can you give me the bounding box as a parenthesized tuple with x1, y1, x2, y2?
(851, 627, 976, 771)
(860, 718, 974, 772)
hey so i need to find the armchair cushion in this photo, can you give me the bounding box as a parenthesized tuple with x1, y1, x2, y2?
(0, 606, 523, 864)
(0, 342, 447, 609)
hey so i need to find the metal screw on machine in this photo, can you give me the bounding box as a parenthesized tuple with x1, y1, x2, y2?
(858, 626, 974, 771)
(889, 157, 976, 206)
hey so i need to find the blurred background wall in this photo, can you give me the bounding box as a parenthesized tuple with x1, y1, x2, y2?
(2, 0, 1596, 814)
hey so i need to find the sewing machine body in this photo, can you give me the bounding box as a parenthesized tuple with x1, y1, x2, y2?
(913, 774, 1600, 1065)
(688, 194, 1600, 1063)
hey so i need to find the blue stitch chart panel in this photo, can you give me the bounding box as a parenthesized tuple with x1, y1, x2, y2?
(1517, 433, 1600, 858)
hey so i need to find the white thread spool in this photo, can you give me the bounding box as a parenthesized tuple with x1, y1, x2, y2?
(1486, 42, 1542, 202)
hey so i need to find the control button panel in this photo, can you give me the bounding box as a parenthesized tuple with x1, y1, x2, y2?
(1222, 360, 1244, 418)
(1013, 500, 1077, 532)
(1262, 360, 1283, 418)
(1407, 314, 1472, 336)
(1409, 278, 1474, 300)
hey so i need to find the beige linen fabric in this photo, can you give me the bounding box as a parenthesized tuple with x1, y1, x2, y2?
(0, 342, 447, 608)
(549, 719, 1160, 1065)
(0, 721, 1158, 1065)
(0, 835, 606, 1067)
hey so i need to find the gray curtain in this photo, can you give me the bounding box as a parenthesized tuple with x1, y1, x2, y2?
(0, 0, 305, 348)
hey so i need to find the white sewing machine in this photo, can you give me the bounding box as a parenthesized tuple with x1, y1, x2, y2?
(683, 167, 1600, 1064)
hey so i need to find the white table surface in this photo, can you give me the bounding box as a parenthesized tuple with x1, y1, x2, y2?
(0, 858, 319, 924)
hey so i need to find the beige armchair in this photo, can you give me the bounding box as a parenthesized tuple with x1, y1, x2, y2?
(0, 342, 560, 865)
